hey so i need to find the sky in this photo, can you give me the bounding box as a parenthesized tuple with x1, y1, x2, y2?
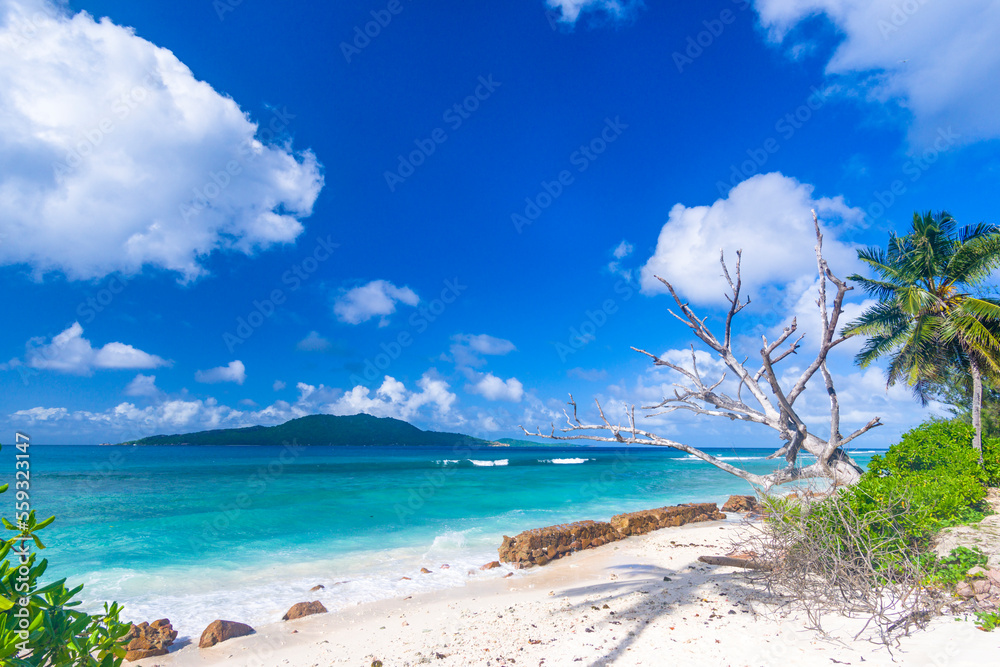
(2, 0, 999, 446)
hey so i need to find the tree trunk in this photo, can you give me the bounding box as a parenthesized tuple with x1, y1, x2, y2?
(970, 358, 984, 466)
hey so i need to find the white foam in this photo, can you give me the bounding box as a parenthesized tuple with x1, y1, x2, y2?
(435, 459, 461, 465)
(680, 454, 770, 461)
(469, 459, 508, 466)
(539, 458, 590, 464)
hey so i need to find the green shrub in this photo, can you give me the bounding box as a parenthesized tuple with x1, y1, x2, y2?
(0, 442, 130, 665)
(983, 436, 1000, 487)
(865, 419, 987, 528)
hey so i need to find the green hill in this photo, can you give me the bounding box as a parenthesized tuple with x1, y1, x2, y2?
(116, 413, 494, 447)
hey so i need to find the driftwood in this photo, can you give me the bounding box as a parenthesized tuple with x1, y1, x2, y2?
(698, 554, 773, 571)
(523, 212, 881, 490)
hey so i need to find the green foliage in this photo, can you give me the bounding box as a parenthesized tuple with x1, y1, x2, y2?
(865, 419, 988, 528)
(975, 610, 1000, 631)
(922, 547, 988, 587)
(1, 443, 131, 665)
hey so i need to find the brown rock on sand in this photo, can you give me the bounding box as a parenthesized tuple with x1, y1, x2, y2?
(198, 620, 255, 648)
(282, 600, 328, 621)
(122, 618, 178, 661)
(480, 560, 501, 570)
(721, 495, 760, 513)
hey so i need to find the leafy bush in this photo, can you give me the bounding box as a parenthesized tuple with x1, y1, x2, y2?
(923, 546, 988, 587)
(976, 610, 1000, 632)
(983, 436, 1000, 487)
(1, 442, 130, 665)
(865, 419, 988, 528)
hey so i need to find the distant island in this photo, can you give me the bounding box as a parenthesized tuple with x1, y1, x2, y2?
(110, 413, 552, 447)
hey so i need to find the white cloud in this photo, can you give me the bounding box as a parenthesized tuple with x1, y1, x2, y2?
(333, 280, 419, 326)
(195, 360, 246, 385)
(296, 331, 331, 352)
(608, 239, 635, 281)
(14, 322, 169, 374)
(448, 333, 517, 368)
(330, 374, 457, 421)
(272, 380, 286, 391)
(640, 172, 864, 307)
(752, 0, 1000, 144)
(124, 373, 161, 397)
(468, 373, 524, 402)
(0, 0, 323, 281)
(546, 0, 643, 25)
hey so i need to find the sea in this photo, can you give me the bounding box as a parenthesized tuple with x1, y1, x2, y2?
(0, 443, 882, 639)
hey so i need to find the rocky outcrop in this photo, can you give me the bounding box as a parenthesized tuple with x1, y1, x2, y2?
(499, 520, 624, 568)
(498, 503, 726, 568)
(935, 488, 1000, 568)
(282, 600, 328, 621)
(122, 619, 177, 661)
(721, 495, 760, 513)
(955, 566, 1000, 609)
(610, 503, 725, 536)
(198, 620, 254, 649)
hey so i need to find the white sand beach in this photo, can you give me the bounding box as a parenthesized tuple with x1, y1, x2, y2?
(134, 519, 999, 667)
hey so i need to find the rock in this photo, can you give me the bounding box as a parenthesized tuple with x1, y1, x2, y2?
(480, 560, 501, 570)
(309, 584, 325, 591)
(400, 576, 411, 580)
(440, 564, 450, 569)
(420, 567, 431, 574)
(968, 566, 989, 577)
(122, 619, 177, 661)
(610, 503, 726, 537)
(934, 488, 1000, 566)
(972, 580, 992, 595)
(282, 600, 328, 621)
(956, 581, 976, 598)
(722, 495, 760, 513)
(498, 520, 622, 568)
(503, 572, 513, 578)
(198, 620, 255, 648)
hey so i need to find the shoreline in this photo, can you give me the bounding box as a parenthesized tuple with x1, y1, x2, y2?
(134, 518, 998, 666)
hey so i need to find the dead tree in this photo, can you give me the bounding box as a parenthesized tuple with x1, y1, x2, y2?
(523, 212, 881, 490)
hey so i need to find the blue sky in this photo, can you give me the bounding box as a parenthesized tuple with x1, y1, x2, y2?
(2, 0, 999, 445)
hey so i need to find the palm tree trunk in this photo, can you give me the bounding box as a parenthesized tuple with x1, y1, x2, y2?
(970, 358, 984, 466)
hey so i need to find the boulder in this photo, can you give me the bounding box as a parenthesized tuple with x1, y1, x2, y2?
(282, 600, 328, 621)
(420, 567, 431, 574)
(610, 503, 726, 537)
(498, 520, 622, 568)
(309, 584, 325, 591)
(122, 618, 177, 661)
(480, 560, 501, 570)
(722, 495, 760, 513)
(198, 620, 254, 649)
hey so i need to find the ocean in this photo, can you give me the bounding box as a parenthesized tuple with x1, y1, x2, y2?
(0, 443, 881, 639)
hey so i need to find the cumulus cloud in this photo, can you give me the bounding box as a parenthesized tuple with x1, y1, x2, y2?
(448, 333, 517, 368)
(467, 373, 524, 402)
(333, 280, 419, 326)
(640, 172, 864, 306)
(0, 0, 323, 281)
(195, 360, 246, 385)
(124, 373, 161, 397)
(752, 0, 1000, 144)
(296, 331, 331, 352)
(7, 322, 169, 375)
(546, 0, 643, 25)
(329, 373, 458, 421)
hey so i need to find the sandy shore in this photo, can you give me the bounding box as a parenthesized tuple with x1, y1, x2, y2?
(138, 519, 998, 667)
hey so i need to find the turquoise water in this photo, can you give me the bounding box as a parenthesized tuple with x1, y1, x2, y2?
(0, 443, 880, 639)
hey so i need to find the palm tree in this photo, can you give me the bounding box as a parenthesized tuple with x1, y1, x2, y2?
(844, 211, 1000, 464)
